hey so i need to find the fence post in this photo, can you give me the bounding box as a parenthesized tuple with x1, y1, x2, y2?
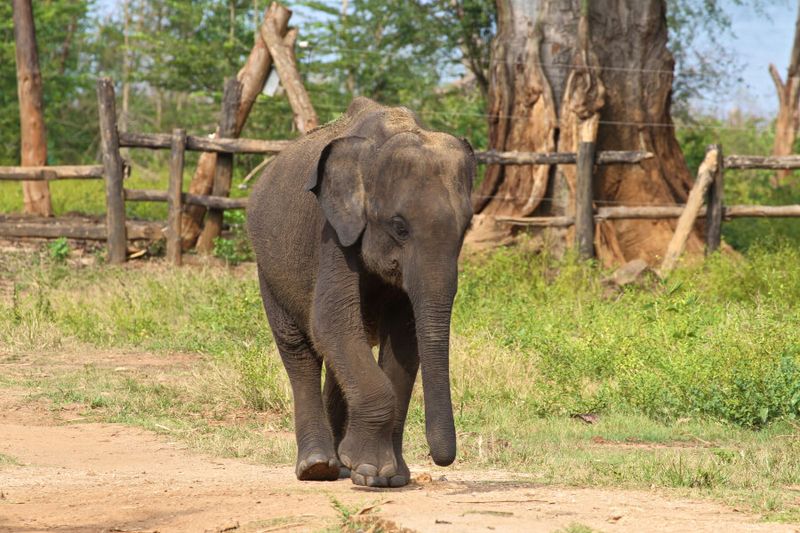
(167, 129, 186, 266)
(96, 77, 127, 264)
(705, 144, 724, 254)
(660, 145, 719, 275)
(196, 78, 242, 254)
(575, 121, 597, 260)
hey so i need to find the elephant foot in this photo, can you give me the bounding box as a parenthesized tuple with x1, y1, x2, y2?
(393, 455, 411, 487)
(296, 450, 341, 481)
(339, 432, 406, 487)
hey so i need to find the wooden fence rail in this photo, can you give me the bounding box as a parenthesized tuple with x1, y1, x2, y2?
(0, 165, 104, 181)
(497, 204, 800, 226)
(118, 131, 291, 155)
(3, 77, 800, 270)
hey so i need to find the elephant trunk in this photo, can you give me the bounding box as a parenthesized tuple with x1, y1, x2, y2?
(408, 268, 458, 467)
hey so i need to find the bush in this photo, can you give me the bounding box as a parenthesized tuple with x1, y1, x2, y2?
(452, 244, 800, 427)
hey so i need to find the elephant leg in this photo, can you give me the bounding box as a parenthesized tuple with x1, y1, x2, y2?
(315, 330, 400, 487)
(322, 362, 350, 478)
(259, 276, 339, 482)
(311, 230, 400, 488)
(378, 296, 419, 487)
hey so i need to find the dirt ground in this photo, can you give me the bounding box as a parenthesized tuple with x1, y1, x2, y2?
(1, 350, 798, 533)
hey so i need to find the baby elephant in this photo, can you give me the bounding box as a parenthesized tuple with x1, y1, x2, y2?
(246, 97, 474, 487)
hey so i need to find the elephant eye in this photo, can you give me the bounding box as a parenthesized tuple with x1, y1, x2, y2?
(390, 216, 409, 240)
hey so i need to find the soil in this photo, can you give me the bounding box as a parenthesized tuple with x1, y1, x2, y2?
(1, 350, 798, 533)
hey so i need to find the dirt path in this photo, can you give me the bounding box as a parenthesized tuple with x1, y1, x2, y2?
(0, 351, 797, 533)
(1, 420, 795, 533)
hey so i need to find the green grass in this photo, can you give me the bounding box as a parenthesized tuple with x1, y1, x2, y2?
(556, 525, 600, 533)
(2, 244, 800, 520)
(0, 453, 20, 467)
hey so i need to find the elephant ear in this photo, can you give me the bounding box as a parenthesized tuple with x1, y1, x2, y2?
(305, 136, 375, 247)
(458, 136, 476, 194)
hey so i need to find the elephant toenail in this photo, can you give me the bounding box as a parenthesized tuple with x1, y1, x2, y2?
(356, 464, 378, 477)
(378, 464, 396, 477)
(389, 475, 408, 487)
(366, 476, 388, 487)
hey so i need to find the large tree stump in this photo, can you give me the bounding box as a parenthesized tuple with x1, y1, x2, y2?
(469, 0, 702, 266)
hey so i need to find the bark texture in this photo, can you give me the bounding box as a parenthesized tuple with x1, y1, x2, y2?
(769, 2, 800, 186)
(470, 0, 702, 265)
(12, 0, 53, 216)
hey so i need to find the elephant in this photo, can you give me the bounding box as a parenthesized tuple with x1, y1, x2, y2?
(246, 97, 475, 488)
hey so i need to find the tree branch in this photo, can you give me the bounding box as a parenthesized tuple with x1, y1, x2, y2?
(770, 63, 787, 107)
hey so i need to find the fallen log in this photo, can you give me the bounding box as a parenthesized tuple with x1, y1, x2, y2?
(493, 215, 575, 227)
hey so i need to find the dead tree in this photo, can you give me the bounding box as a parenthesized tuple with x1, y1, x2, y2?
(770, 2, 800, 187)
(181, 2, 291, 249)
(12, 0, 53, 217)
(469, 0, 702, 265)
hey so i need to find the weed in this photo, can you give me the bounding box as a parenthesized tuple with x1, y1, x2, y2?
(213, 235, 253, 265)
(47, 238, 70, 264)
(556, 524, 599, 533)
(0, 453, 19, 467)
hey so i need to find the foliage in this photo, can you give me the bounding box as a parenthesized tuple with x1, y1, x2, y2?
(47, 238, 70, 264)
(0, 0, 96, 165)
(0, 0, 786, 199)
(212, 210, 255, 265)
(666, 0, 774, 116)
(299, 0, 494, 99)
(453, 244, 800, 428)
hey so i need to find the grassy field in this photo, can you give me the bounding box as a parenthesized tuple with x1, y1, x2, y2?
(1, 243, 800, 522)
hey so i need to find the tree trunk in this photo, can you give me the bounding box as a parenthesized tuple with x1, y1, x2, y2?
(12, 0, 53, 217)
(770, 2, 800, 187)
(469, 0, 701, 265)
(122, 0, 131, 134)
(180, 2, 291, 249)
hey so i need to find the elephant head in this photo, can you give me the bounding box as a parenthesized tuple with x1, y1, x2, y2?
(306, 127, 475, 466)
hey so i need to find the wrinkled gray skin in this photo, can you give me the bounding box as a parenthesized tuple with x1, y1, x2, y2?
(246, 97, 475, 488)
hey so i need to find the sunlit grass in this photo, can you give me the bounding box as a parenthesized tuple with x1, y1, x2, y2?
(2, 244, 800, 520)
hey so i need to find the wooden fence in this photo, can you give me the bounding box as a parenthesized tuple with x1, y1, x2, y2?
(497, 144, 800, 272)
(1, 77, 800, 269)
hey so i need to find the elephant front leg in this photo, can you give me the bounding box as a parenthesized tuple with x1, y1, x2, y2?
(314, 329, 401, 487)
(259, 279, 340, 482)
(378, 296, 419, 487)
(312, 229, 404, 487)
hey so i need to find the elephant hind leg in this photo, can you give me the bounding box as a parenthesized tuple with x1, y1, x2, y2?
(258, 276, 339, 482)
(323, 362, 350, 478)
